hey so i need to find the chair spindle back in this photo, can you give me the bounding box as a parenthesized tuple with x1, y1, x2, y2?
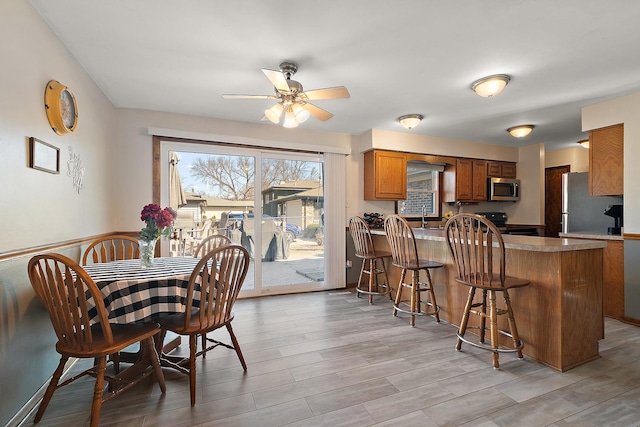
(183, 245, 249, 330)
(384, 214, 420, 268)
(28, 253, 114, 351)
(444, 213, 506, 288)
(349, 216, 377, 258)
(194, 234, 232, 258)
(82, 235, 140, 265)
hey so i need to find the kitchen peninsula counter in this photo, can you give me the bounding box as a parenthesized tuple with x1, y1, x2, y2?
(559, 231, 623, 241)
(370, 228, 606, 371)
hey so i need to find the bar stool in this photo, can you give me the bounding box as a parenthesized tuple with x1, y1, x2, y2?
(348, 216, 392, 304)
(444, 213, 530, 369)
(384, 214, 443, 326)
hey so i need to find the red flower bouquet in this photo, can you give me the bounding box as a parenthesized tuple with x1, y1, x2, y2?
(140, 203, 177, 241)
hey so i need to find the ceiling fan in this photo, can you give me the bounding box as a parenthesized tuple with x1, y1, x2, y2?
(222, 61, 350, 128)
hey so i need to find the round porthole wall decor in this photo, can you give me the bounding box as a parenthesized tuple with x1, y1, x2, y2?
(44, 80, 78, 135)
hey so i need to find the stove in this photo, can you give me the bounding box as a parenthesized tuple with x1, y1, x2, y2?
(475, 212, 507, 232)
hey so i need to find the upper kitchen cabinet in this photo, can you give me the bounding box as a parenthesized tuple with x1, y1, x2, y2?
(444, 158, 487, 202)
(487, 161, 517, 179)
(364, 150, 407, 200)
(590, 123, 623, 196)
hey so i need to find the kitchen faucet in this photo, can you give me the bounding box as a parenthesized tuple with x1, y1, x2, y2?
(421, 205, 428, 228)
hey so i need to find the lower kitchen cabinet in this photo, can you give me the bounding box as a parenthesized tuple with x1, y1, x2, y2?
(560, 233, 624, 320)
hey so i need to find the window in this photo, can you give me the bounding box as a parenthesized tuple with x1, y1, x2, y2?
(396, 161, 442, 218)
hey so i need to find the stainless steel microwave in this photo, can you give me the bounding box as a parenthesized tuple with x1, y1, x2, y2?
(488, 177, 520, 201)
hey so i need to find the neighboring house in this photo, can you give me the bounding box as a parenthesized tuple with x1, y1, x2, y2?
(201, 197, 253, 222)
(173, 191, 207, 229)
(262, 180, 323, 229)
(175, 180, 323, 232)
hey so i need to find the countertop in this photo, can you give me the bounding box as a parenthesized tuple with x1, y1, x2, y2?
(559, 232, 623, 241)
(371, 228, 607, 252)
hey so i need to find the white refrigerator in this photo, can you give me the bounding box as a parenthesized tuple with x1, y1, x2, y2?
(561, 172, 623, 233)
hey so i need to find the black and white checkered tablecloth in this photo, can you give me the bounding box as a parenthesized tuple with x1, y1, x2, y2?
(83, 257, 202, 324)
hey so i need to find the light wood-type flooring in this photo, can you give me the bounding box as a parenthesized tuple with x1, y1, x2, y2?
(21, 289, 640, 426)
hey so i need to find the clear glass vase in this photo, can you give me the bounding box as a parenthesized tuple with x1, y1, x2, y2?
(139, 239, 157, 269)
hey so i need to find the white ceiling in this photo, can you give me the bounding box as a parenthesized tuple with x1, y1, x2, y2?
(30, 0, 640, 151)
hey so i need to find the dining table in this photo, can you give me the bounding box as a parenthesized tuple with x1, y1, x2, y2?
(83, 256, 202, 324)
(82, 256, 204, 357)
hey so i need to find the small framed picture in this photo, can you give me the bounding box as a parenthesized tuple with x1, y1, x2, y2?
(29, 137, 60, 174)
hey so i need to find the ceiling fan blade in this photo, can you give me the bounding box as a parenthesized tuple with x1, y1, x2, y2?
(301, 103, 334, 121)
(262, 68, 291, 92)
(299, 86, 350, 100)
(222, 94, 278, 100)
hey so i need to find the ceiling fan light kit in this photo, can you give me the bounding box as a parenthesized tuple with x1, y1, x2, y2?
(223, 61, 350, 128)
(397, 114, 423, 130)
(507, 124, 534, 138)
(471, 74, 511, 97)
(282, 107, 299, 128)
(292, 103, 310, 123)
(264, 103, 284, 123)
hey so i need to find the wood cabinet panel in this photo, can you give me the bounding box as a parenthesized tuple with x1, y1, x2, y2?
(487, 161, 501, 177)
(487, 161, 516, 178)
(455, 158, 473, 201)
(562, 236, 624, 320)
(604, 240, 624, 319)
(590, 123, 623, 196)
(472, 160, 488, 201)
(502, 163, 517, 178)
(364, 150, 407, 200)
(451, 159, 487, 202)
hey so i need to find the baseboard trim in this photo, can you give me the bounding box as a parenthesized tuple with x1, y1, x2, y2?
(9, 359, 78, 427)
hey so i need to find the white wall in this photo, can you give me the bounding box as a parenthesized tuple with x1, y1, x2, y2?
(0, 1, 118, 423)
(0, 0, 117, 253)
(504, 144, 545, 224)
(546, 147, 589, 172)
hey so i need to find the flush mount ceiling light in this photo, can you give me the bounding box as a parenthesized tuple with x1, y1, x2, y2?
(397, 114, 424, 130)
(507, 125, 534, 138)
(577, 139, 589, 148)
(471, 74, 511, 97)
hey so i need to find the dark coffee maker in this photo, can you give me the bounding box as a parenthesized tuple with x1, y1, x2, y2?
(604, 204, 623, 235)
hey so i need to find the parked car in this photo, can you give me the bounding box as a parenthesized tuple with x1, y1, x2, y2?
(283, 222, 303, 242)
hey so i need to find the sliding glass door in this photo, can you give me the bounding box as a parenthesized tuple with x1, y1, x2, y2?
(160, 141, 327, 297)
(260, 154, 324, 291)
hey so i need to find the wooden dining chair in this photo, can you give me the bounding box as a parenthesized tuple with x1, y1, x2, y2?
(27, 253, 166, 427)
(348, 216, 392, 304)
(82, 234, 142, 372)
(82, 235, 140, 265)
(384, 214, 443, 326)
(193, 233, 231, 258)
(444, 213, 530, 369)
(193, 233, 232, 357)
(156, 244, 249, 406)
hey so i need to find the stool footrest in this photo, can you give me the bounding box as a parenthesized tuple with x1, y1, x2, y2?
(456, 327, 524, 354)
(393, 300, 439, 317)
(356, 283, 391, 296)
